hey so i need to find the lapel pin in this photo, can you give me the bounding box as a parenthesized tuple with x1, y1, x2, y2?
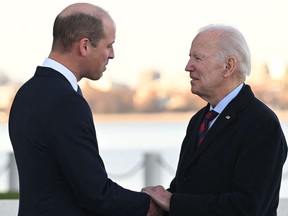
(225, 115, 231, 119)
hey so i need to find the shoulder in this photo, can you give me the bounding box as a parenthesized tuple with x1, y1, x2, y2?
(231, 84, 280, 123)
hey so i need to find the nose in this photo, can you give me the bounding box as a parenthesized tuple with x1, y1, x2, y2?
(185, 58, 194, 72)
(109, 47, 115, 59)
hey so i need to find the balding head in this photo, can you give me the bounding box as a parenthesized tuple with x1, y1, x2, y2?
(51, 3, 114, 52)
(59, 3, 110, 20)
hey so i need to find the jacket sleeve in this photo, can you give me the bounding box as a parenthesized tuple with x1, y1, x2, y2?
(46, 94, 150, 216)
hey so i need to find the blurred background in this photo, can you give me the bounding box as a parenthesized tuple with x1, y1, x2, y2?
(0, 0, 287, 200)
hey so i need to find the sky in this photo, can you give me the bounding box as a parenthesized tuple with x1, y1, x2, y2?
(1, 0, 288, 86)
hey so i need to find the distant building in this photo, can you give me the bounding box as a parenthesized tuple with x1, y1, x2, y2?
(0, 83, 19, 121)
(267, 58, 287, 80)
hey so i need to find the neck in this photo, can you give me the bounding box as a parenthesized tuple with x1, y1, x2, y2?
(48, 52, 81, 81)
(205, 81, 244, 106)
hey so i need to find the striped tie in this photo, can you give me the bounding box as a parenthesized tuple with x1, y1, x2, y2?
(197, 110, 218, 147)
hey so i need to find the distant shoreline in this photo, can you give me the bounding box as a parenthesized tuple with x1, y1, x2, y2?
(1, 110, 288, 124)
(93, 110, 288, 122)
(93, 112, 195, 123)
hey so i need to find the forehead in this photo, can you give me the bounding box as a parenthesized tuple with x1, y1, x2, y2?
(102, 17, 116, 38)
(190, 31, 219, 55)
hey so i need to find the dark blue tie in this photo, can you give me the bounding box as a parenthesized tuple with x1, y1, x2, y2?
(77, 85, 83, 96)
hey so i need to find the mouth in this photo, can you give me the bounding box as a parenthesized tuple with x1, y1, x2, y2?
(190, 77, 200, 86)
(190, 77, 199, 81)
(104, 63, 108, 70)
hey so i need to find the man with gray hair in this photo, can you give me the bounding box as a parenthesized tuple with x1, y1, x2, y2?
(142, 24, 287, 216)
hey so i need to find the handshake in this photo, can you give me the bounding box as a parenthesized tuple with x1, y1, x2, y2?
(141, 185, 172, 216)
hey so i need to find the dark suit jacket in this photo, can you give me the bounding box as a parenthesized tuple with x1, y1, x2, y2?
(167, 84, 287, 216)
(9, 67, 150, 216)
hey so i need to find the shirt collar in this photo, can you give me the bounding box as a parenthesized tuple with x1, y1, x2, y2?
(210, 83, 244, 113)
(42, 58, 78, 91)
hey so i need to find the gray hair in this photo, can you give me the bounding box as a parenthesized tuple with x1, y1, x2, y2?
(198, 24, 251, 77)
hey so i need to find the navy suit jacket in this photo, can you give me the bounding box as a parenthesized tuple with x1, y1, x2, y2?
(167, 84, 287, 216)
(9, 67, 150, 216)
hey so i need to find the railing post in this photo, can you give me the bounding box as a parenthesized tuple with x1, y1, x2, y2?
(144, 153, 161, 187)
(8, 152, 19, 192)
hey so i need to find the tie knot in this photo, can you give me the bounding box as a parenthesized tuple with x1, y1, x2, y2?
(205, 110, 218, 122)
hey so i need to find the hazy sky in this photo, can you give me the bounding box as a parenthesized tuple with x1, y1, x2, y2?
(1, 0, 288, 86)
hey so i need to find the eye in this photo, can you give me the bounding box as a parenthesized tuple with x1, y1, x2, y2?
(107, 41, 115, 49)
(194, 55, 202, 61)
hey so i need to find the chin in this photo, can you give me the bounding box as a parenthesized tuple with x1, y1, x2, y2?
(87, 73, 102, 81)
(191, 87, 200, 95)
(94, 76, 102, 81)
(97, 73, 103, 80)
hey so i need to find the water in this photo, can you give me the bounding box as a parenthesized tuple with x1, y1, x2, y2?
(1, 120, 288, 197)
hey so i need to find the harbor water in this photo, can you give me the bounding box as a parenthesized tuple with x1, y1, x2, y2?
(1, 120, 288, 197)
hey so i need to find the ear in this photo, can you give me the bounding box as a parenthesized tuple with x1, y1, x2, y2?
(79, 38, 89, 56)
(223, 57, 236, 78)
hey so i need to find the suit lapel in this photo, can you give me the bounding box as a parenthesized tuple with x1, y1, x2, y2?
(183, 84, 254, 169)
(195, 110, 237, 155)
(177, 107, 208, 171)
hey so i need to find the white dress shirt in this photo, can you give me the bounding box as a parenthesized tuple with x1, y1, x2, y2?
(209, 83, 244, 128)
(42, 58, 78, 92)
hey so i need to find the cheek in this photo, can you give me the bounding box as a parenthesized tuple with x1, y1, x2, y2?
(98, 50, 109, 62)
(207, 72, 224, 89)
(200, 70, 220, 87)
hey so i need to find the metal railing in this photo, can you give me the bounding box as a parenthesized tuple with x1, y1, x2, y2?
(1, 152, 288, 216)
